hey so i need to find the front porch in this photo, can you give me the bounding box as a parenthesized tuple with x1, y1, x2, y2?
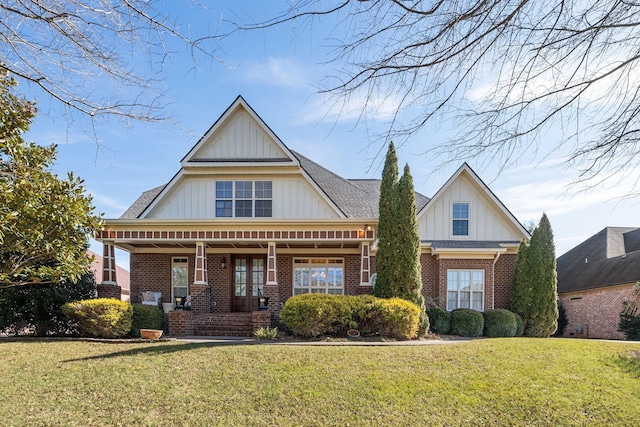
(167, 310, 271, 337)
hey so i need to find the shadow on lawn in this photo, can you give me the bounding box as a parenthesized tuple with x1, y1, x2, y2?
(61, 340, 263, 362)
(612, 351, 640, 378)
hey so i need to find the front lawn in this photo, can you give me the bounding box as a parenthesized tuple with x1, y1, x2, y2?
(0, 338, 639, 426)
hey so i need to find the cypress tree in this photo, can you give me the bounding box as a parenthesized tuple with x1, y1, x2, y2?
(510, 214, 558, 337)
(526, 213, 558, 337)
(397, 163, 424, 308)
(510, 238, 531, 328)
(374, 142, 400, 298)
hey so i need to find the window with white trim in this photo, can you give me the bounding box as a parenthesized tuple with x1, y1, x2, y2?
(171, 257, 189, 304)
(293, 258, 344, 295)
(215, 181, 272, 218)
(447, 270, 484, 311)
(452, 202, 469, 236)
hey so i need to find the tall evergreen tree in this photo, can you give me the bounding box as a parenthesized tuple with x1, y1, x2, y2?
(510, 214, 558, 337)
(397, 164, 424, 308)
(374, 142, 400, 298)
(510, 239, 531, 327)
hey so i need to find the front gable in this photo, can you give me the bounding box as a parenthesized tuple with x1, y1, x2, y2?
(138, 96, 345, 220)
(417, 164, 528, 242)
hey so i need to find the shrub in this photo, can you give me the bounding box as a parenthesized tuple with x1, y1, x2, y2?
(129, 304, 163, 337)
(450, 308, 484, 337)
(483, 309, 518, 338)
(426, 306, 451, 335)
(376, 298, 421, 340)
(280, 294, 422, 339)
(254, 326, 278, 340)
(553, 303, 569, 337)
(280, 294, 342, 337)
(0, 271, 97, 336)
(618, 314, 640, 340)
(514, 312, 524, 337)
(61, 298, 133, 338)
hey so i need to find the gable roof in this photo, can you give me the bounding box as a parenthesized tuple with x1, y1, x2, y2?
(417, 163, 530, 238)
(120, 185, 165, 219)
(557, 227, 640, 293)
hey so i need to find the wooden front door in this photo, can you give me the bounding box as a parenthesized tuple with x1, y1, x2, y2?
(233, 256, 266, 312)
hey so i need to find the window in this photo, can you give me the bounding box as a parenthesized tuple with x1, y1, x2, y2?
(447, 270, 484, 311)
(452, 202, 469, 236)
(293, 258, 344, 296)
(171, 257, 189, 304)
(215, 181, 272, 217)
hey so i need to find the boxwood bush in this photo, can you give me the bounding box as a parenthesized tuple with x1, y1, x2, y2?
(483, 309, 518, 337)
(129, 304, 163, 337)
(280, 294, 421, 339)
(426, 306, 451, 335)
(450, 308, 484, 337)
(61, 298, 133, 338)
(514, 312, 525, 337)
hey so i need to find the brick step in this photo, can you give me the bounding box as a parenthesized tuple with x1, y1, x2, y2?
(194, 327, 253, 337)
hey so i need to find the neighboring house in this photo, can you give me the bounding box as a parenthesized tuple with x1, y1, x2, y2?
(96, 96, 529, 336)
(88, 250, 131, 301)
(557, 227, 640, 339)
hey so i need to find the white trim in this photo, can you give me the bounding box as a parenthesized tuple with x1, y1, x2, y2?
(446, 269, 485, 311)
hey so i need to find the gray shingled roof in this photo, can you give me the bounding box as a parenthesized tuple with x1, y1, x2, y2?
(120, 185, 165, 219)
(427, 240, 520, 249)
(557, 227, 640, 293)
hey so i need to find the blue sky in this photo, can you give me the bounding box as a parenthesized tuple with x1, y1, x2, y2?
(20, 1, 640, 268)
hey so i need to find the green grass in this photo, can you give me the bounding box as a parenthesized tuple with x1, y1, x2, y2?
(1, 338, 639, 426)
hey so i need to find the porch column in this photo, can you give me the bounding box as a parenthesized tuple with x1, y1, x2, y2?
(190, 241, 210, 313)
(194, 241, 208, 285)
(360, 242, 371, 286)
(263, 241, 279, 316)
(102, 241, 117, 285)
(266, 241, 277, 285)
(97, 241, 121, 300)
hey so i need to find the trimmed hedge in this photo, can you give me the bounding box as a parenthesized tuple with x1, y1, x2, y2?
(61, 298, 133, 338)
(483, 309, 518, 338)
(426, 306, 451, 335)
(280, 294, 421, 339)
(450, 308, 484, 337)
(129, 304, 163, 337)
(514, 312, 525, 337)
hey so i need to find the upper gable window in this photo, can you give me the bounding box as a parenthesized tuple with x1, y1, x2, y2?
(216, 181, 272, 218)
(452, 202, 469, 236)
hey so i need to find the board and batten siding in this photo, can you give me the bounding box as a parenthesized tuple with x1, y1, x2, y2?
(192, 111, 289, 160)
(145, 177, 338, 219)
(418, 173, 521, 241)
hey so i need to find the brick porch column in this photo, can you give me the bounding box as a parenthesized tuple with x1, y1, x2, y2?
(264, 241, 279, 314)
(97, 241, 121, 300)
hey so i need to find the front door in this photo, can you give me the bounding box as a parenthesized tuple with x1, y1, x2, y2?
(233, 256, 265, 312)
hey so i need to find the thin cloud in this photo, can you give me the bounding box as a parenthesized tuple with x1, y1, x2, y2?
(242, 57, 310, 88)
(89, 189, 129, 216)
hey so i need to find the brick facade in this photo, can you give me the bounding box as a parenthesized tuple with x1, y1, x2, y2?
(560, 284, 636, 339)
(132, 249, 517, 336)
(96, 284, 122, 300)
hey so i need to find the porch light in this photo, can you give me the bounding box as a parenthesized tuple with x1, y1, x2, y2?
(221, 256, 227, 269)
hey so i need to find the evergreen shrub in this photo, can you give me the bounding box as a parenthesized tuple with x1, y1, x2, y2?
(377, 298, 422, 339)
(426, 306, 451, 335)
(618, 314, 640, 340)
(129, 304, 163, 337)
(450, 308, 484, 337)
(483, 309, 518, 337)
(280, 294, 421, 339)
(61, 298, 132, 338)
(514, 312, 524, 337)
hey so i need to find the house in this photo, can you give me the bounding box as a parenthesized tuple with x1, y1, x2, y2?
(88, 249, 130, 301)
(95, 96, 529, 336)
(557, 227, 640, 339)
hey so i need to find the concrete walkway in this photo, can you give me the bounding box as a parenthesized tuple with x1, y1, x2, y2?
(176, 336, 474, 346)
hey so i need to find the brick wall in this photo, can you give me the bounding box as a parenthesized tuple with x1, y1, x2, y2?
(209, 253, 231, 313)
(420, 254, 440, 306)
(560, 284, 636, 339)
(130, 253, 172, 304)
(97, 284, 122, 300)
(494, 254, 517, 309)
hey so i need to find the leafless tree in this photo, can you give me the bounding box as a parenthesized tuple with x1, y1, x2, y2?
(230, 0, 640, 191)
(1, 1, 222, 124)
